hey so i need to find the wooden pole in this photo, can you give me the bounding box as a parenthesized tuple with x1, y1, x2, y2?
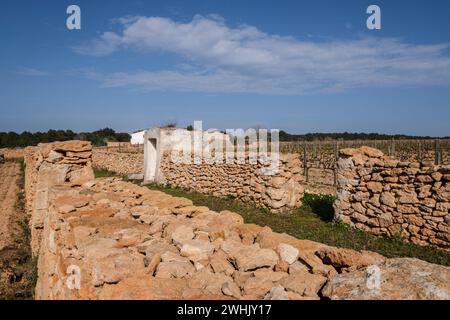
(418, 141, 422, 162)
(391, 138, 396, 158)
(334, 141, 338, 186)
(435, 139, 441, 165)
(303, 141, 308, 183)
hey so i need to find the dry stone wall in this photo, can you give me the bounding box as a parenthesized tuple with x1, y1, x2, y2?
(32, 177, 337, 300)
(159, 152, 305, 212)
(0, 148, 25, 159)
(24, 141, 95, 255)
(334, 146, 450, 249)
(30, 176, 450, 301)
(92, 148, 143, 176)
(22, 141, 450, 300)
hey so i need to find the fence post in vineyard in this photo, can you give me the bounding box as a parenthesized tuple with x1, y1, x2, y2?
(303, 141, 308, 183)
(435, 139, 441, 165)
(391, 138, 396, 158)
(312, 142, 315, 160)
(418, 141, 422, 162)
(334, 141, 338, 186)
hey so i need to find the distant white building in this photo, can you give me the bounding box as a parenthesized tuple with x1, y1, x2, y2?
(130, 130, 146, 145)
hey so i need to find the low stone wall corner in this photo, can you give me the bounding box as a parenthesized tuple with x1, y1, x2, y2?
(334, 146, 450, 249)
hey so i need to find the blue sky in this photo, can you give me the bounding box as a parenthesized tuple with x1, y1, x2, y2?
(1, 0, 450, 135)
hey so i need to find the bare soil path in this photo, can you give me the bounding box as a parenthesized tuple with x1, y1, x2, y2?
(0, 161, 34, 300)
(0, 162, 21, 250)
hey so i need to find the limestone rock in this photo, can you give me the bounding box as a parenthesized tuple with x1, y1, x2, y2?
(275, 260, 290, 273)
(222, 241, 279, 272)
(210, 250, 236, 276)
(146, 253, 161, 276)
(155, 261, 196, 279)
(266, 187, 286, 201)
(339, 148, 361, 157)
(380, 192, 396, 208)
(367, 182, 383, 193)
(222, 281, 242, 299)
(264, 286, 289, 300)
(99, 277, 188, 300)
(130, 205, 154, 218)
(180, 239, 214, 262)
(322, 258, 450, 300)
(138, 239, 178, 257)
(279, 271, 327, 298)
(360, 146, 384, 158)
(316, 247, 385, 270)
(90, 251, 145, 287)
(243, 276, 274, 299)
(171, 225, 195, 247)
(188, 269, 235, 296)
(289, 261, 310, 274)
(59, 204, 76, 214)
(277, 243, 299, 265)
(253, 269, 288, 282)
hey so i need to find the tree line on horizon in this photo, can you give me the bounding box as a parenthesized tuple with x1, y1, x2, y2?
(1, 128, 447, 149)
(0, 128, 131, 148)
(278, 131, 448, 142)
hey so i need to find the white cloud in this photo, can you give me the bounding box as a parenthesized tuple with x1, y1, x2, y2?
(74, 15, 450, 95)
(15, 67, 49, 76)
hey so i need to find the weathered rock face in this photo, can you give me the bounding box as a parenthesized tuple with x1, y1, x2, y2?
(334, 147, 450, 249)
(159, 152, 305, 213)
(322, 258, 450, 300)
(24, 142, 450, 300)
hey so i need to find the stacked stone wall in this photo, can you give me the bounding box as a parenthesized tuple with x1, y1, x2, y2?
(334, 146, 450, 249)
(159, 152, 305, 212)
(20, 141, 450, 300)
(92, 148, 143, 176)
(24, 141, 94, 255)
(0, 147, 25, 159)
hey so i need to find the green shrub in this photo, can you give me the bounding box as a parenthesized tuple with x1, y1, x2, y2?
(302, 192, 336, 221)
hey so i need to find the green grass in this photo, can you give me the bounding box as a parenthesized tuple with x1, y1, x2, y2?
(10, 158, 26, 212)
(94, 167, 119, 178)
(146, 183, 450, 266)
(93, 167, 133, 181)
